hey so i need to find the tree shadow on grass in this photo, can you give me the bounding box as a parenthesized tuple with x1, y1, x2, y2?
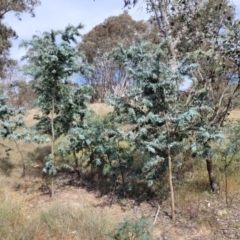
(52, 168, 158, 206)
(0, 157, 14, 176)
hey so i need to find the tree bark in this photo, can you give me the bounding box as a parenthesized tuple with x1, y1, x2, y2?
(206, 158, 220, 192)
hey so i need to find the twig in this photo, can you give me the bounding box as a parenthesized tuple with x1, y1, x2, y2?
(153, 204, 160, 225)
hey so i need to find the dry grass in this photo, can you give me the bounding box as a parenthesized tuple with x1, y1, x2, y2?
(23, 108, 42, 127)
(228, 109, 240, 120)
(34, 201, 111, 240)
(0, 177, 29, 240)
(0, 195, 27, 239)
(0, 174, 113, 240)
(88, 103, 113, 118)
(0, 197, 112, 240)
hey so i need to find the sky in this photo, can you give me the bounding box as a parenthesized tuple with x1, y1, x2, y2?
(4, 0, 240, 62)
(5, 0, 148, 61)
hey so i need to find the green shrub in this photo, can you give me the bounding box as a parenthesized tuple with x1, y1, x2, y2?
(110, 217, 153, 240)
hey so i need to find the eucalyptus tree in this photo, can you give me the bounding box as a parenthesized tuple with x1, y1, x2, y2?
(121, 0, 240, 194)
(79, 12, 149, 101)
(20, 24, 93, 197)
(0, 0, 40, 79)
(0, 64, 36, 109)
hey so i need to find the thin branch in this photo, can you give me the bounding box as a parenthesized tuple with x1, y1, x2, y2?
(0, 9, 10, 19)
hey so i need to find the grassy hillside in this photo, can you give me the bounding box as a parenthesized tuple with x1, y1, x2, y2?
(0, 105, 240, 239)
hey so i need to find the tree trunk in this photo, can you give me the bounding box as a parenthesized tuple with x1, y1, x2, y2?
(224, 160, 228, 206)
(73, 151, 81, 178)
(50, 98, 55, 198)
(74, 151, 78, 168)
(168, 147, 175, 221)
(206, 158, 220, 192)
(13, 140, 26, 178)
(22, 163, 26, 178)
(165, 114, 175, 221)
(50, 177, 54, 198)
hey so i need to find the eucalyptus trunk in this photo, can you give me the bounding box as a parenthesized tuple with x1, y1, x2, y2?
(206, 157, 219, 192)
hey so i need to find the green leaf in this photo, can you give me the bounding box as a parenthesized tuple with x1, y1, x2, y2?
(146, 145, 156, 153)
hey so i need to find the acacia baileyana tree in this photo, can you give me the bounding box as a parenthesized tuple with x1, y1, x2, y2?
(21, 24, 93, 197)
(108, 41, 223, 220)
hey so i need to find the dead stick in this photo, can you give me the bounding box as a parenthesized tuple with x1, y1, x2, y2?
(153, 204, 160, 225)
